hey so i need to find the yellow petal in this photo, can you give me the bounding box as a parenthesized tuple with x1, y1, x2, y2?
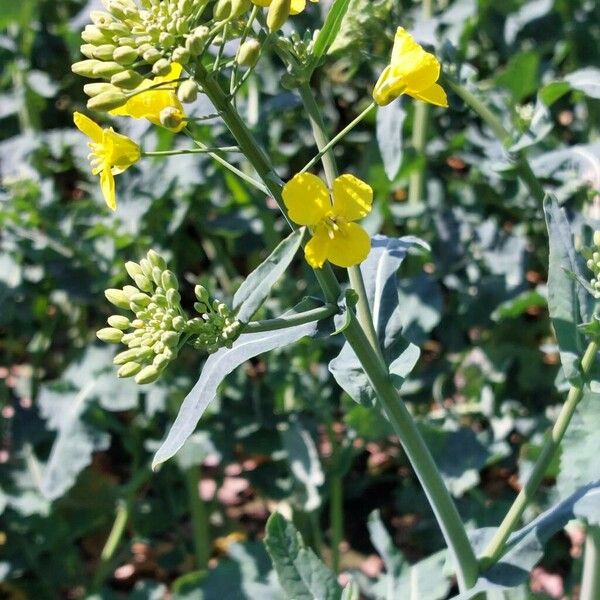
(390, 27, 422, 66)
(408, 82, 448, 107)
(100, 167, 116, 211)
(304, 225, 330, 268)
(290, 0, 306, 14)
(106, 129, 141, 169)
(326, 222, 370, 268)
(282, 173, 330, 226)
(153, 62, 183, 88)
(398, 50, 440, 94)
(332, 174, 373, 222)
(73, 111, 103, 143)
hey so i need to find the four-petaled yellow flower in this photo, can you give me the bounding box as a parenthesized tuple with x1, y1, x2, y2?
(110, 63, 186, 133)
(373, 27, 448, 108)
(283, 173, 373, 269)
(251, 0, 318, 15)
(73, 112, 140, 211)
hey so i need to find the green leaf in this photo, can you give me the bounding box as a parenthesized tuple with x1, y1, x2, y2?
(565, 67, 600, 99)
(307, 0, 352, 72)
(495, 51, 540, 102)
(492, 288, 547, 321)
(543, 195, 587, 383)
(539, 81, 571, 106)
(557, 390, 600, 500)
(153, 300, 324, 468)
(233, 228, 304, 323)
(368, 511, 450, 600)
(376, 100, 406, 181)
(264, 513, 342, 600)
(329, 235, 426, 405)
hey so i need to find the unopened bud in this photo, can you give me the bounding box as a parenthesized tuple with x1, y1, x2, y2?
(267, 0, 291, 32)
(125, 261, 144, 279)
(177, 79, 198, 103)
(166, 289, 181, 306)
(97, 327, 124, 343)
(134, 274, 153, 293)
(136, 365, 160, 384)
(82, 25, 109, 44)
(114, 348, 142, 365)
(108, 315, 131, 330)
(171, 47, 191, 65)
(159, 107, 184, 130)
(105, 288, 131, 310)
(215, 0, 232, 20)
(161, 270, 179, 291)
(231, 0, 251, 17)
(194, 285, 210, 302)
(118, 361, 142, 378)
(83, 82, 115, 97)
(594, 231, 600, 247)
(143, 47, 162, 63)
(113, 46, 139, 65)
(152, 58, 172, 76)
(236, 38, 260, 67)
(92, 44, 118, 61)
(111, 69, 145, 89)
(147, 250, 167, 270)
(130, 292, 151, 307)
(172, 315, 185, 331)
(72, 59, 103, 77)
(139, 258, 153, 278)
(87, 90, 128, 111)
(93, 61, 126, 78)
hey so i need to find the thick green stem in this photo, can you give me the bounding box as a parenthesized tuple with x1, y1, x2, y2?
(195, 67, 479, 591)
(243, 304, 338, 333)
(480, 341, 599, 569)
(581, 527, 600, 600)
(185, 466, 210, 569)
(442, 74, 546, 203)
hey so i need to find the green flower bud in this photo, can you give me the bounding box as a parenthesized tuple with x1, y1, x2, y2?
(177, 79, 198, 103)
(105, 288, 131, 310)
(90, 11, 113, 28)
(143, 47, 163, 63)
(236, 38, 261, 67)
(113, 46, 139, 65)
(152, 58, 172, 76)
(130, 292, 151, 307)
(111, 69, 145, 89)
(93, 61, 127, 78)
(147, 250, 167, 270)
(267, 0, 291, 32)
(72, 59, 103, 77)
(80, 44, 97, 59)
(153, 353, 171, 369)
(123, 285, 140, 298)
(153, 294, 168, 308)
(139, 258, 154, 279)
(194, 285, 210, 303)
(161, 270, 178, 291)
(92, 44, 118, 61)
(171, 47, 190, 66)
(82, 25, 110, 44)
(131, 318, 145, 329)
(118, 361, 142, 378)
(159, 32, 175, 47)
(159, 107, 184, 130)
(151, 266, 163, 286)
(166, 289, 181, 306)
(87, 90, 128, 111)
(125, 261, 144, 279)
(594, 231, 600, 247)
(231, 0, 251, 18)
(215, 0, 232, 20)
(83, 82, 115, 97)
(136, 365, 160, 384)
(162, 331, 179, 347)
(172, 316, 186, 331)
(97, 327, 124, 343)
(134, 274, 153, 293)
(108, 315, 131, 330)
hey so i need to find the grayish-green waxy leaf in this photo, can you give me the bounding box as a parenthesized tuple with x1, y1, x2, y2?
(153, 301, 324, 468)
(233, 228, 304, 323)
(503, 0, 553, 44)
(565, 67, 600, 99)
(280, 418, 325, 512)
(453, 482, 600, 599)
(329, 235, 426, 405)
(368, 511, 450, 600)
(376, 100, 406, 181)
(543, 195, 587, 383)
(557, 390, 600, 500)
(264, 512, 342, 600)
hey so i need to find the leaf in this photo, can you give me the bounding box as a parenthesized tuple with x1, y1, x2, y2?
(376, 100, 406, 181)
(264, 513, 342, 600)
(368, 511, 450, 600)
(153, 301, 324, 468)
(565, 67, 600, 99)
(503, 0, 553, 45)
(329, 235, 426, 406)
(280, 418, 325, 512)
(233, 228, 304, 323)
(543, 195, 587, 383)
(557, 390, 600, 500)
(307, 0, 352, 70)
(495, 51, 540, 102)
(452, 482, 600, 599)
(509, 99, 553, 152)
(491, 288, 547, 321)
(531, 142, 600, 190)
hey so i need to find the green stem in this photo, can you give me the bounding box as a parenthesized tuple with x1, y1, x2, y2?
(329, 473, 343, 573)
(243, 304, 338, 332)
(185, 466, 210, 569)
(408, 0, 433, 205)
(479, 341, 599, 569)
(581, 526, 600, 600)
(143, 146, 239, 157)
(442, 74, 546, 203)
(298, 83, 381, 353)
(195, 67, 479, 590)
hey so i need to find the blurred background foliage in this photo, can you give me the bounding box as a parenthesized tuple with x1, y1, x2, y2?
(0, 0, 599, 598)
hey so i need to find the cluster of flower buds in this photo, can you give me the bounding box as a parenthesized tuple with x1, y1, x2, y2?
(586, 231, 600, 299)
(97, 250, 242, 384)
(97, 250, 187, 384)
(72, 0, 251, 110)
(188, 285, 241, 354)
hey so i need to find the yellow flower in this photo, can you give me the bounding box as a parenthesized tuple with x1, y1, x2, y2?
(373, 27, 448, 108)
(251, 0, 318, 16)
(73, 112, 140, 211)
(110, 63, 186, 133)
(282, 173, 373, 268)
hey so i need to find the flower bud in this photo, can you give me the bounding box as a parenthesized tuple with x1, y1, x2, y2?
(118, 361, 142, 378)
(134, 274, 153, 292)
(162, 331, 179, 347)
(125, 261, 144, 279)
(93, 61, 127, 78)
(267, 0, 291, 32)
(97, 327, 124, 343)
(108, 315, 131, 330)
(152, 58, 172, 76)
(159, 107, 184, 130)
(161, 270, 179, 291)
(177, 79, 198, 103)
(214, 0, 232, 20)
(194, 285, 210, 303)
(236, 38, 261, 67)
(166, 289, 181, 306)
(143, 47, 163, 64)
(90, 11, 113, 28)
(111, 69, 145, 89)
(72, 59, 103, 77)
(231, 0, 251, 17)
(172, 316, 185, 331)
(83, 82, 115, 97)
(147, 250, 167, 270)
(87, 90, 128, 111)
(82, 25, 110, 44)
(171, 47, 191, 65)
(92, 44, 118, 61)
(136, 365, 160, 384)
(130, 292, 151, 307)
(113, 46, 139, 65)
(594, 231, 600, 247)
(105, 288, 131, 310)
(80, 44, 97, 59)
